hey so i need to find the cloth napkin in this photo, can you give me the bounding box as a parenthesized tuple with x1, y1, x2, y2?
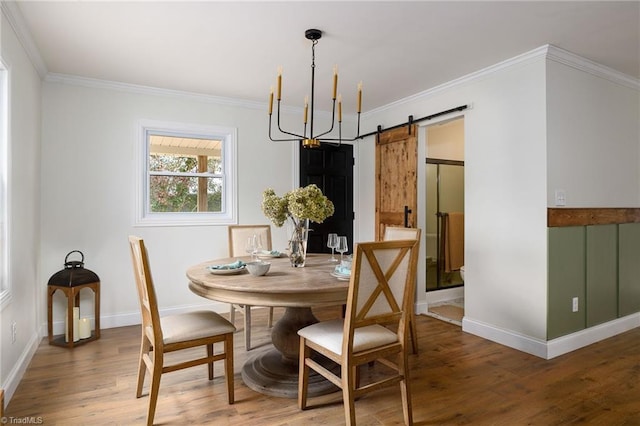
(210, 260, 246, 270)
(334, 265, 351, 276)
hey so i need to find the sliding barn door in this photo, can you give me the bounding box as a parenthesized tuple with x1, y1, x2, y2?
(375, 124, 418, 240)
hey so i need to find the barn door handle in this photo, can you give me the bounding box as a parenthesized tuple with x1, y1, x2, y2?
(404, 205, 412, 227)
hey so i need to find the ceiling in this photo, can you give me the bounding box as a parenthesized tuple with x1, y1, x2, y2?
(11, 1, 640, 113)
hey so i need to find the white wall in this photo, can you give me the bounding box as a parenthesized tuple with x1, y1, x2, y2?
(0, 8, 42, 402)
(360, 48, 550, 346)
(40, 80, 300, 331)
(546, 59, 640, 207)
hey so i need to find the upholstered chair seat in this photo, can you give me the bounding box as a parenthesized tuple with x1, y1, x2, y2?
(298, 319, 398, 355)
(160, 311, 237, 345)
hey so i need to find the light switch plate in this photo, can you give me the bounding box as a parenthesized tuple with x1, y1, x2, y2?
(555, 189, 566, 206)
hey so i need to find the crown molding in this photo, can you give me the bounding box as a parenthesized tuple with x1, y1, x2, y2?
(45, 72, 272, 111)
(546, 44, 640, 90)
(1, 1, 47, 78)
(365, 44, 639, 117)
(365, 45, 550, 116)
(44, 72, 352, 122)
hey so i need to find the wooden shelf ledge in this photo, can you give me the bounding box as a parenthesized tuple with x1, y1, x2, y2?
(548, 207, 640, 227)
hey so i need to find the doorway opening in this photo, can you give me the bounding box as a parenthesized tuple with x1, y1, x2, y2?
(425, 118, 464, 293)
(299, 142, 354, 255)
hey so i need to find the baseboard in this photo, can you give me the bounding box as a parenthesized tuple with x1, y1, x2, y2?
(462, 317, 548, 358)
(415, 300, 429, 315)
(2, 329, 41, 406)
(463, 313, 640, 359)
(546, 313, 640, 359)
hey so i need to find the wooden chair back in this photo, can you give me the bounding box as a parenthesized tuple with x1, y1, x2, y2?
(343, 239, 420, 355)
(383, 226, 421, 242)
(129, 236, 163, 350)
(382, 226, 421, 354)
(227, 225, 274, 349)
(228, 225, 272, 257)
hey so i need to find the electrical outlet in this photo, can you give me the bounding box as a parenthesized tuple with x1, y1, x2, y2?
(11, 321, 16, 343)
(555, 189, 566, 206)
(572, 297, 579, 313)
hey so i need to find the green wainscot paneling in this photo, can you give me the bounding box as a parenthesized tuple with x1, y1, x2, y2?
(586, 225, 618, 326)
(548, 227, 586, 339)
(619, 223, 640, 316)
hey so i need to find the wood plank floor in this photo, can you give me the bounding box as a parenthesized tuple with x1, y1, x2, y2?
(6, 307, 640, 425)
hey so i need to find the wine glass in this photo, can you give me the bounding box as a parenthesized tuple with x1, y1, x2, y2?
(327, 233, 338, 262)
(336, 236, 348, 263)
(254, 235, 263, 259)
(245, 235, 258, 261)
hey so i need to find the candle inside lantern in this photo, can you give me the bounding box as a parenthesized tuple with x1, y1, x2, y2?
(65, 307, 80, 342)
(79, 318, 91, 339)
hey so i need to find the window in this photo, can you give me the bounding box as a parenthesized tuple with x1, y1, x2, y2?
(0, 61, 9, 308)
(136, 121, 237, 226)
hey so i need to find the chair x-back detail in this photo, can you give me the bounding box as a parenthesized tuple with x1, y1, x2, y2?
(128, 236, 235, 426)
(298, 239, 420, 425)
(228, 225, 275, 351)
(383, 226, 421, 354)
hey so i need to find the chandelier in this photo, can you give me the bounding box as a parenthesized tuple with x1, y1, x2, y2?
(268, 29, 362, 148)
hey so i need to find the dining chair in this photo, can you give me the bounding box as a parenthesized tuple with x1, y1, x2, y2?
(383, 226, 422, 355)
(228, 224, 275, 350)
(298, 239, 420, 426)
(128, 236, 235, 426)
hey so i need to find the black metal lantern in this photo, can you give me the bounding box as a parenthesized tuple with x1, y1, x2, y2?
(47, 250, 100, 287)
(47, 250, 101, 347)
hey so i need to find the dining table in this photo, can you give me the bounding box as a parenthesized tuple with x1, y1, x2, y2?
(186, 253, 349, 398)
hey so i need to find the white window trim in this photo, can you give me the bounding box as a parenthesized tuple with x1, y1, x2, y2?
(0, 59, 11, 310)
(135, 120, 237, 227)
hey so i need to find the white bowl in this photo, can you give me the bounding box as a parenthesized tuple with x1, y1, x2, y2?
(459, 266, 465, 282)
(246, 261, 271, 276)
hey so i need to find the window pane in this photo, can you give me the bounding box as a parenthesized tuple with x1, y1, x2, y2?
(149, 176, 222, 213)
(149, 135, 222, 174)
(150, 154, 199, 173)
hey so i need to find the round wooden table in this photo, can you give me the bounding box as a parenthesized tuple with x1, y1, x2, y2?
(186, 254, 348, 398)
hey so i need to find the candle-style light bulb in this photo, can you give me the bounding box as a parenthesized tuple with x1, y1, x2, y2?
(337, 94, 342, 122)
(357, 81, 363, 113)
(332, 65, 338, 100)
(277, 66, 283, 100)
(303, 96, 309, 124)
(269, 86, 274, 115)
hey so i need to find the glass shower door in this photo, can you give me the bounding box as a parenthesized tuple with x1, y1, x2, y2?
(426, 160, 464, 291)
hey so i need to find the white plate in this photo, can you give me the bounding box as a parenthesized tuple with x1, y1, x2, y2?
(330, 272, 351, 281)
(207, 265, 246, 275)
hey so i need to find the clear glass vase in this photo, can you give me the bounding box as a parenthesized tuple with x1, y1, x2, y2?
(288, 218, 310, 267)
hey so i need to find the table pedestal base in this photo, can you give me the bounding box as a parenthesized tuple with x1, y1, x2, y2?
(242, 348, 339, 398)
